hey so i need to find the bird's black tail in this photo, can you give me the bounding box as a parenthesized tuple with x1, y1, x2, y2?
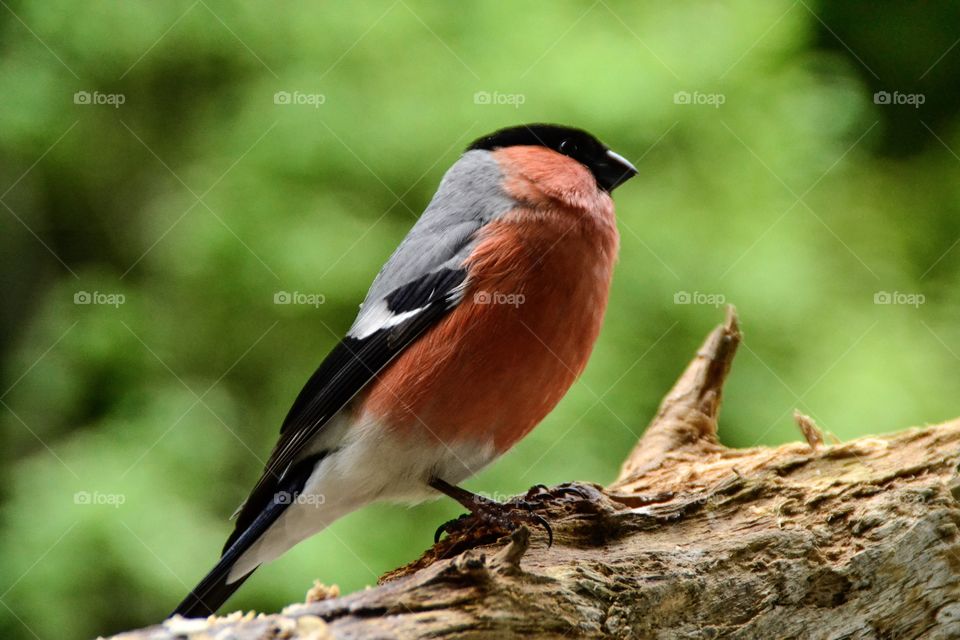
(170, 500, 282, 617)
(171, 454, 327, 618)
(171, 560, 255, 618)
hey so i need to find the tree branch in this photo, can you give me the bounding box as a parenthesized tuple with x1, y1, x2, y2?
(110, 309, 960, 640)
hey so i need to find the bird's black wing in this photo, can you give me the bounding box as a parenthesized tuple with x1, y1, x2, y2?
(225, 266, 467, 550)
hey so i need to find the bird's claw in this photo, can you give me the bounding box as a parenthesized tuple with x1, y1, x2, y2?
(434, 513, 469, 543)
(528, 513, 554, 547)
(524, 484, 550, 499)
(434, 498, 554, 547)
(521, 482, 591, 507)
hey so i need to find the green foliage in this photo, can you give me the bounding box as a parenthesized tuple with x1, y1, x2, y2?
(1, 2, 958, 638)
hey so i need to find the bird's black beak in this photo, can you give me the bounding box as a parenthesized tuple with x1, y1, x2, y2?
(597, 149, 638, 192)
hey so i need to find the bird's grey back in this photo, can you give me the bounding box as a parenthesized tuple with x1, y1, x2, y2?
(356, 150, 514, 311)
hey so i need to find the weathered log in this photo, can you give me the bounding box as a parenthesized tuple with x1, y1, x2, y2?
(108, 309, 960, 639)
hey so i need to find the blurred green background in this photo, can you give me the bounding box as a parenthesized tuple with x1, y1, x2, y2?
(1, 1, 959, 638)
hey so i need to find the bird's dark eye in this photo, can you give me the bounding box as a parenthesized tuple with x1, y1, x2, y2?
(558, 139, 578, 155)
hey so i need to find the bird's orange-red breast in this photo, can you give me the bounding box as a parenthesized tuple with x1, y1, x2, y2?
(361, 145, 619, 452)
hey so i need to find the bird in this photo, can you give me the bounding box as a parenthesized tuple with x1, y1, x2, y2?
(172, 123, 637, 618)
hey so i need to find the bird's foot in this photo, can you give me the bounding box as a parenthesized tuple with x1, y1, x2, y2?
(520, 482, 595, 505)
(434, 493, 553, 546)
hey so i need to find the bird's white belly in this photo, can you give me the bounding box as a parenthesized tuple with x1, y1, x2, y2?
(228, 415, 496, 581)
(323, 416, 498, 502)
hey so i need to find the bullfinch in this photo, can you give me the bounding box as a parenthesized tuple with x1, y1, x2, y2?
(172, 123, 637, 617)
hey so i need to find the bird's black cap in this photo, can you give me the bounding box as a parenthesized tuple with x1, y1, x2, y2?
(468, 123, 637, 192)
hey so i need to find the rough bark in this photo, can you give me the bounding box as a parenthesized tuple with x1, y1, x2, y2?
(108, 308, 960, 640)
